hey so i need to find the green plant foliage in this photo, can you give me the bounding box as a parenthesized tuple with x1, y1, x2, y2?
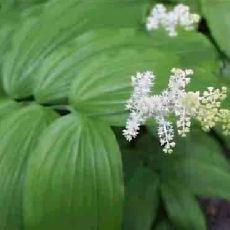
(148, 30, 219, 89)
(124, 166, 159, 230)
(2, 0, 150, 98)
(161, 183, 206, 230)
(201, 0, 230, 59)
(0, 0, 47, 11)
(0, 105, 56, 230)
(0, 0, 229, 229)
(34, 29, 178, 104)
(69, 48, 179, 126)
(24, 114, 123, 230)
(0, 99, 21, 119)
(69, 31, 220, 125)
(159, 130, 230, 199)
(117, 127, 230, 228)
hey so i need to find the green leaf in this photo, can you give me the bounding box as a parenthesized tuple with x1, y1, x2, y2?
(161, 130, 230, 199)
(2, 0, 150, 98)
(124, 166, 159, 230)
(0, 0, 47, 11)
(0, 99, 21, 119)
(201, 0, 230, 59)
(148, 30, 220, 92)
(0, 105, 57, 230)
(69, 30, 220, 126)
(2, 0, 219, 104)
(33, 28, 163, 104)
(161, 183, 206, 230)
(0, 1, 45, 95)
(31, 29, 157, 103)
(119, 127, 230, 200)
(35, 28, 219, 104)
(69, 48, 179, 125)
(0, 2, 45, 60)
(173, 129, 229, 169)
(37, 28, 218, 105)
(174, 158, 230, 199)
(24, 114, 123, 230)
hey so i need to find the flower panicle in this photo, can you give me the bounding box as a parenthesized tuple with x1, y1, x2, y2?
(123, 68, 230, 153)
(146, 3, 200, 36)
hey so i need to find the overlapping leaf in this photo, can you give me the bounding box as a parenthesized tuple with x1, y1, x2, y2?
(34, 27, 220, 104)
(117, 127, 230, 228)
(0, 0, 47, 11)
(161, 130, 230, 199)
(124, 166, 159, 230)
(149, 30, 220, 92)
(0, 98, 21, 118)
(33, 29, 171, 104)
(201, 0, 230, 59)
(161, 183, 206, 230)
(0, 105, 57, 230)
(2, 0, 150, 98)
(25, 114, 123, 230)
(69, 48, 179, 125)
(2, 0, 221, 106)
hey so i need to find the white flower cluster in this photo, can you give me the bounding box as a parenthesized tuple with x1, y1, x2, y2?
(146, 3, 200, 36)
(123, 68, 229, 153)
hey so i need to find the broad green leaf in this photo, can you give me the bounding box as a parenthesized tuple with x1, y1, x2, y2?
(0, 99, 21, 118)
(69, 30, 220, 125)
(118, 126, 230, 200)
(173, 158, 230, 199)
(0, 0, 47, 11)
(124, 166, 159, 230)
(201, 0, 230, 59)
(157, 129, 230, 199)
(25, 114, 123, 230)
(148, 30, 220, 92)
(35, 28, 219, 105)
(2, 0, 219, 103)
(161, 183, 206, 230)
(69, 49, 179, 125)
(173, 129, 229, 169)
(113, 127, 148, 185)
(2, 0, 150, 98)
(33, 29, 162, 104)
(128, 127, 229, 172)
(0, 2, 45, 62)
(0, 2, 45, 94)
(0, 105, 57, 230)
(31, 29, 154, 103)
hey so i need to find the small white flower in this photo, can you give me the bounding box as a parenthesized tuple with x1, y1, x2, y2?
(157, 117, 175, 153)
(123, 112, 143, 141)
(123, 68, 229, 153)
(146, 3, 200, 36)
(146, 4, 167, 31)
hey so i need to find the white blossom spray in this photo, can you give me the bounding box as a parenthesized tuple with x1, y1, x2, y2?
(123, 68, 230, 153)
(146, 3, 200, 36)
